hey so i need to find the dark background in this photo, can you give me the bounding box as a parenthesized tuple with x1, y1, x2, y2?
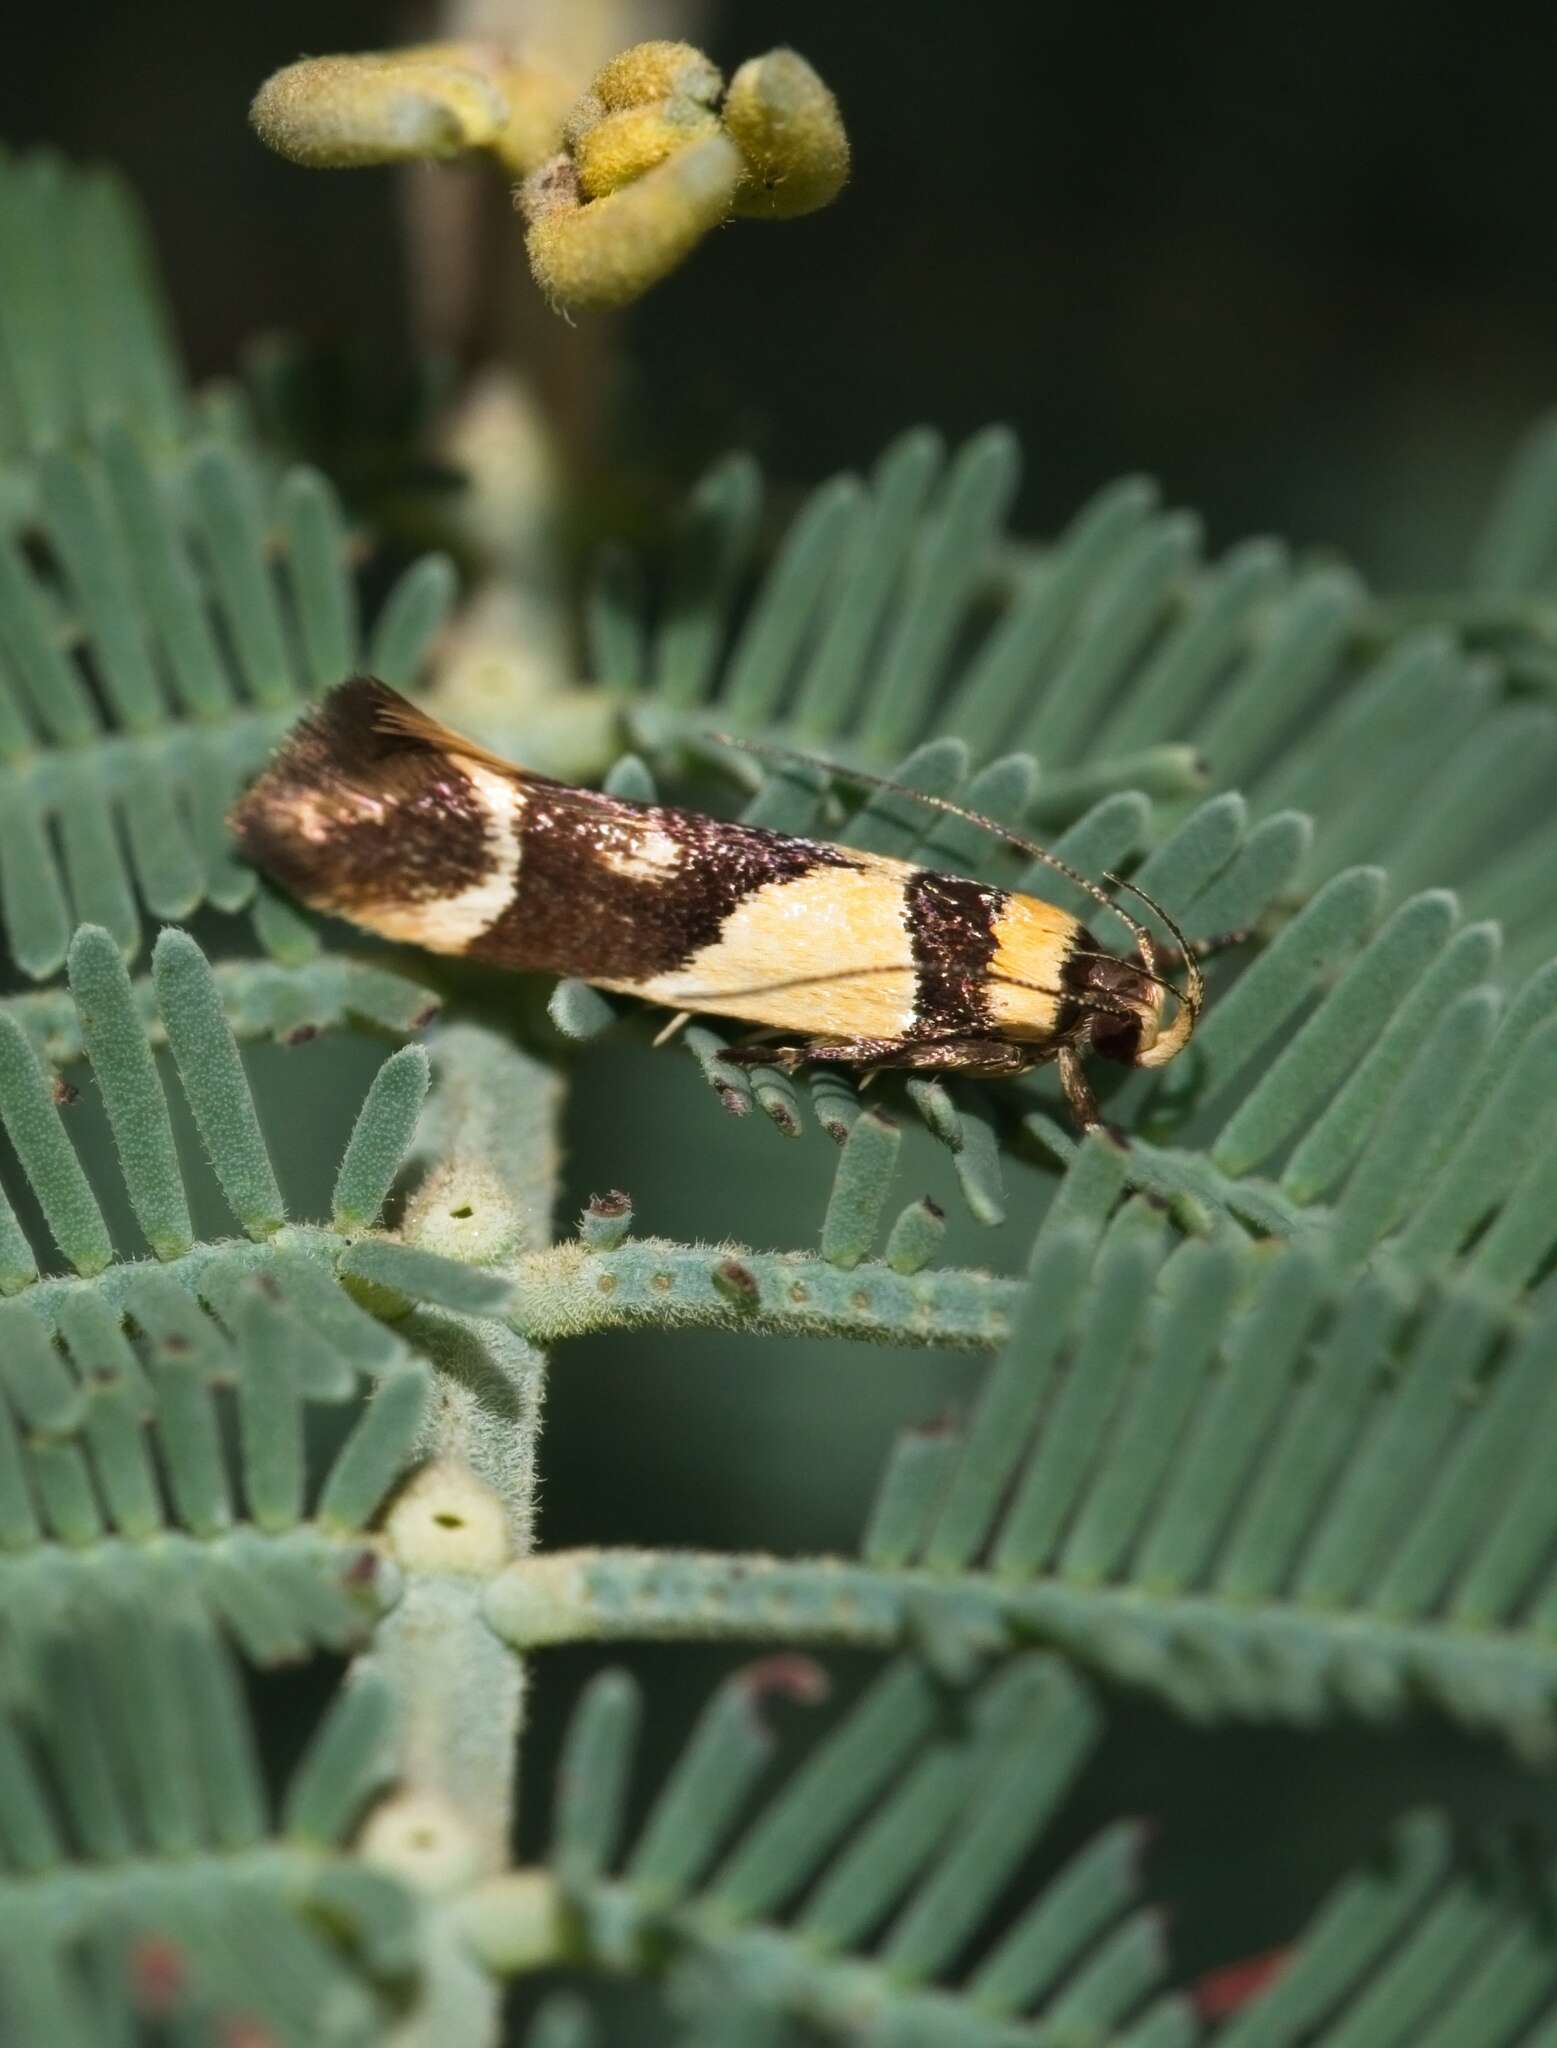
(9, 0, 1556, 2021)
(10, 3, 1556, 583)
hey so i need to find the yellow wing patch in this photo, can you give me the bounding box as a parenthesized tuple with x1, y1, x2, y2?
(986, 892, 1082, 1041)
(606, 863, 918, 1039)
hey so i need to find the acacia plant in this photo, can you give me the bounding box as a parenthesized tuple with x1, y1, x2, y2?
(3, 30, 1557, 2048)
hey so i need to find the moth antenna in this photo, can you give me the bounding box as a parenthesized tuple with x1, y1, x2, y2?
(1064, 946, 1197, 1012)
(706, 732, 1159, 955)
(1101, 872, 1203, 1021)
(1100, 870, 1202, 1066)
(708, 730, 1206, 1057)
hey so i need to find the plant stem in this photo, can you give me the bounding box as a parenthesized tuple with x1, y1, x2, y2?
(485, 1545, 1557, 1757)
(505, 1238, 1022, 1350)
(364, 1026, 562, 2048)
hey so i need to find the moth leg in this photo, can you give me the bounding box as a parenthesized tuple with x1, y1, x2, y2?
(721, 1036, 908, 1075)
(1057, 1043, 1101, 1132)
(725, 1035, 1036, 1080)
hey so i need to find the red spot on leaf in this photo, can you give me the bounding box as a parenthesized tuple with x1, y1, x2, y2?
(1193, 1945, 1291, 2019)
(129, 1937, 185, 2014)
(343, 1547, 380, 1587)
(740, 1654, 830, 1708)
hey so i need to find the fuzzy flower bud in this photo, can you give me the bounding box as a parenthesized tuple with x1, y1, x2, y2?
(519, 37, 847, 310)
(249, 35, 849, 311)
(251, 42, 569, 175)
(251, 46, 509, 167)
(725, 49, 851, 219)
(573, 97, 724, 201)
(522, 132, 742, 310)
(592, 40, 723, 112)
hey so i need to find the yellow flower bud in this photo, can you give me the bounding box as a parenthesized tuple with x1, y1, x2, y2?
(725, 48, 851, 219)
(592, 39, 722, 113)
(250, 45, 508, 167)
(521, 133, 743, 310)
(248, 34, 850, 310)
(573, 96, 723, 201)
(563, 89, 607, 153)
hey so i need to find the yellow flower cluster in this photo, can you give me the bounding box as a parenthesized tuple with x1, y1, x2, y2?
(251, 37, 849, 312)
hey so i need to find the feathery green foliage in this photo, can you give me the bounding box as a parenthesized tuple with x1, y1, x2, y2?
(0, 926, 471, 1671)
(1215, 1812, 1557, 2048)
(493, 1221, 1557, 1757)
(0, 421, 454, 979)
(0, 147, 189, 518)
(584, 422, 1557, 973)
(461, 1654, 1197, 2044)
(0, 1612, 414, 2046)
(3, 130, 1557, 2048)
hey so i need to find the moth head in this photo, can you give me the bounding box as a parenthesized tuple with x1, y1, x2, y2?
(1072, 932, 1197, 1070)
(1131, 969, 1197, 1066)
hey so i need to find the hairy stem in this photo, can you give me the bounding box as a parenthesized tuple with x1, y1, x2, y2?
(505, 1238, 1022, 1349)
(364, 1025, 562, 2048)
(485, 1546, 1557, 1757)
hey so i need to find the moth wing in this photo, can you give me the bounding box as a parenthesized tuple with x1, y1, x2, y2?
(365, 681, 543, 782)
(228, 676, 544, 933)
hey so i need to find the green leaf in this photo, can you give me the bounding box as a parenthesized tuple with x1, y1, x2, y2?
(651, 452, 762, 708)
(863, 425, 1021, 756)
(340, 1237, 512, 1315)
(819, 1107, 900, 1267)
(0, 150, 186, 500)
(282, 1671, 395, 1845)
(625, 1662, 804, 1905)
(462, 1656, 1182, 2044)
(551, 1668, 640, 1891)
(0, 1012, 111, 1276)
(797, 436, 940, 734)
(0, 1614, 418, 2043)
(0, 437, 451, 980)
(492, 1235, 1557, 1757)
(332, 1043, 432, 1231)
(153, 927, 285, 1238)
(67, 925, 192, 1259)
(0, 930, 504, 1663)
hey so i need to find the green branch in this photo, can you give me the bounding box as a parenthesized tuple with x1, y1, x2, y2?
(503, 1239, 1021, 1350)
(450, 1655, 1178, 2044)
(354, 1025, 562, 2048)
(486, 1547, 1557, 1757)
(457, 1868, 1148, 2047)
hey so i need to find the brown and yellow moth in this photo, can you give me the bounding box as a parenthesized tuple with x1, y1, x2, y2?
(230, 677, 1210, 1130)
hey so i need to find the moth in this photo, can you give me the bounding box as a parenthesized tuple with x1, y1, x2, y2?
(229, 677, 1209, 1131)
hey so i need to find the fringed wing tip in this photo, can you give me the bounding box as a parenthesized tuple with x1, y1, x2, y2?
(229, 678, 523, 834)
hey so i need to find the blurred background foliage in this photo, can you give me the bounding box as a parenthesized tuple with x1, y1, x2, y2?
(7, 0, 1557, 2012)
(16, 1, 1557, 579)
